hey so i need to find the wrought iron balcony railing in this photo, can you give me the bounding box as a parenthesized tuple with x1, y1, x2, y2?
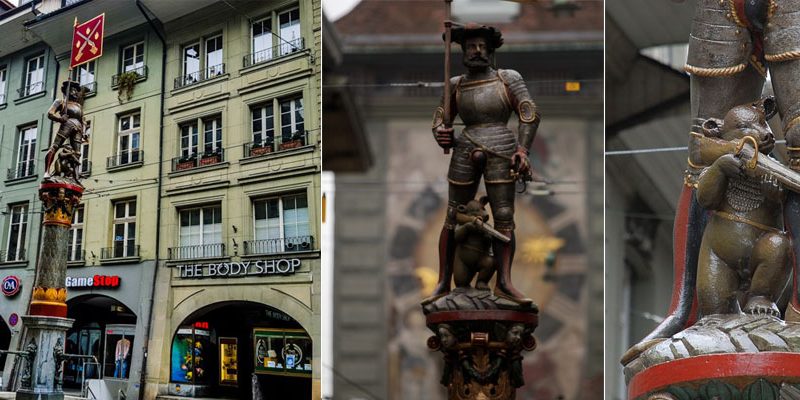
(112, 65, 148, 87)
(243, 235, 314, 255)
(243, 38, 304, 68)
(101, 245, 139, 260)
(17, 81, 44, 97)
(7, 163, 35, 180)
(172, 149, 225, 172)
(79, 81, 96, 94)
(244, 130, 308, 158)
(168, 243, 226, 260)
(107, 150, 143, 169)
(174, 63, 226, 89)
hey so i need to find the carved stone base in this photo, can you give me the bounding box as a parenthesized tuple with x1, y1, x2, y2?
(422, 287, 539, 314)
(625, 314, 800, 400)
(15, 315, 73, 400)
(424, 308, 538, 400)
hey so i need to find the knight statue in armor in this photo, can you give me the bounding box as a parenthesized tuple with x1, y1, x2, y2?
(45, 80, 87, 183)
(423, 24, 540, 306)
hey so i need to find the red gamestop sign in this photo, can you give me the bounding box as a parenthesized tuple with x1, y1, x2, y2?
(65, 275, 121, 289)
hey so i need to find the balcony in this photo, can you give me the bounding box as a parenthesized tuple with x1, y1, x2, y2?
(174, 63, 226, 90)
(67, 249, 85, 265)
(7, 163, 35, 181)
(168, 243, 226, 260)
(79, 81, 96, 95)
(243, 131, 308, 158)
(17, 82, 44, 98)
(112, 66, 148, 87)
(78, 159, 92, 177)
(243, 38, 304, 68)
(107, 150, 143, 170)
(243, 236, 314, 256)
(172, 149, 225, 172)
(100, 245, 139, 261)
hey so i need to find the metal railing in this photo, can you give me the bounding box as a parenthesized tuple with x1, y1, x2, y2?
(17, 81, 44, 97)
(174, 63, 226, 89)
(67, 249, 85, 263)
(172, 148, 225, 172)
(243, 38, 304, 68)
(107, 150, 143, 169)
(78, 159, 92, 177)
(7, 163, 35, 180)
(100, 245, 139, 260)
(243, 130, 308, 157)
(243, 235, 314, 255)
(80, 81, 96, 94)
(168, 243, 226, 260)
(112, 65, 148, 86)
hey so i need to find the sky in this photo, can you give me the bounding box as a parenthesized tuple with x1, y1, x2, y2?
(322, 0, 360, 21)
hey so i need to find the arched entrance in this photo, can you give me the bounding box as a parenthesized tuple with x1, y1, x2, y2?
(63, 295, 137, 389)
(170, 301, 312, 399)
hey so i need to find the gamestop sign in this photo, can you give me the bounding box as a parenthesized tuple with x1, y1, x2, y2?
(176, 259, 301, 279)
(66, 275, 121, 289)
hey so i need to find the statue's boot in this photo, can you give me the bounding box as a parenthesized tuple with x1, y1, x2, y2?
(422, 227, 456, 305)
(493, 229, 533, 307)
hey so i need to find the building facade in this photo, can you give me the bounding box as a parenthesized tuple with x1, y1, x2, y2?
(0, 0, 321, 399)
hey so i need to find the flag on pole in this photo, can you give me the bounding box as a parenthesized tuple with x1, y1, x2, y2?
(70, 13, 105, 69)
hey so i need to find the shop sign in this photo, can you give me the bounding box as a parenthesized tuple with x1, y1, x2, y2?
(8, 313, 18, 327)
(66, 275, 121, 289)
(176, 259, 301, 279)
(1, 276, 21, 297)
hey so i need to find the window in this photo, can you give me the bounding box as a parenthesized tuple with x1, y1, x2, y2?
(279, 97, 304, 143)
(251, 103, 275, 150)
(251, 194, 310, 254)
(112, 200, 136, 258)
(177, 205, 223, 258)
(121, 42, 144, 73)
(248, 6, 303, 66)
(23, 54, 45, 96)
(70, 60, 96, 93)
(68, 206, 84, 262)
(78, 121, 91, 176)
(14, 125, 36, 179)
(179, 121, 198, 159)
(6, 204, 28, 262)
(115, 113, 141, 166)
(203, 116, 222, 155)
(177, 35, 224, 88)
(0, 67, 7, 104)
(251, 17, 273, 63)
(278, 8, 301, 56)
(174, 115, 223, 171)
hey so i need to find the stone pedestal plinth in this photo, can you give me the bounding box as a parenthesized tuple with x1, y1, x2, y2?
(423, 288, 538, 400)
(624, 314, 800, 400)
(15, 315, 73, 400)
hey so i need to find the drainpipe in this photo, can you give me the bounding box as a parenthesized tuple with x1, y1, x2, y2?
(134, 2, 165, 400)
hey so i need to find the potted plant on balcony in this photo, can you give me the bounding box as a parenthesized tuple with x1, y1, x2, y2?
(279, 131, 305, 150)
(175, 153, 197, 171)
(251, 137, 274, 156)
(200, 149, 222, 166)
(117, 71, 139, 103)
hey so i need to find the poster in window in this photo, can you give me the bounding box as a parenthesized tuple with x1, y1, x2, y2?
(253, 328, 312, 377)
(219, 337, 238, 386)
(170, 328, 211, 384)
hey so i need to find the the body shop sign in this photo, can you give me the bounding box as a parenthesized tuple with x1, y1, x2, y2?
(66, 275, 121, 289)
(176, 259, 301, 279)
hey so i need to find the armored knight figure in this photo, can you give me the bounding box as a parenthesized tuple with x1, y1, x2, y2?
(45, 80, 87, 182)
(425, 24, 540, 305)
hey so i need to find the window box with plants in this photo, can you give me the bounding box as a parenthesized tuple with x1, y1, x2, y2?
(250, 138, 274, 156)
(200, 149, 223, 166)
(175, 154, 197, 171)
(279, 131, 305, 150)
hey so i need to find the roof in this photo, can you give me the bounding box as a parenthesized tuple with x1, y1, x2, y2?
(334, 0, 602, 49)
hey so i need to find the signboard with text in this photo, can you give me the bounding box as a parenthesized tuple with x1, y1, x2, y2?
(1, 276, 20, 297)
(176, 259, 301, 279)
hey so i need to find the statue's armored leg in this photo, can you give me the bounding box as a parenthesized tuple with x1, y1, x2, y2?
(424, 181, 479, 304)
(486, 183, 531, 305)
(745, 232, 791, 317)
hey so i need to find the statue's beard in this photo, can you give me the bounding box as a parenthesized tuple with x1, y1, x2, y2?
(464, 56, 491, 69)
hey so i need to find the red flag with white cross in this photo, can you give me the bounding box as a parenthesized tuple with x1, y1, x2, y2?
(70, 13, 105, 69)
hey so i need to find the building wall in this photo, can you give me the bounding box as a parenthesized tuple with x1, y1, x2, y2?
(144, 0, 322, 398)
